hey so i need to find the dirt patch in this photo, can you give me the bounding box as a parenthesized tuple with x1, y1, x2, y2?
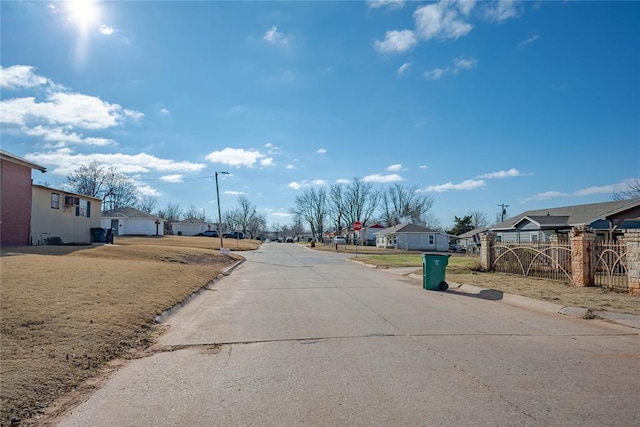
(0, 237, 254, 426)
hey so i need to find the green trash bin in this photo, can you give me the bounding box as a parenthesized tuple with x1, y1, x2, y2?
(422, 253, 450, 291)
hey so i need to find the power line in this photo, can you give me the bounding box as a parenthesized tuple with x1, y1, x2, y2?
(497, 203, 509, 222)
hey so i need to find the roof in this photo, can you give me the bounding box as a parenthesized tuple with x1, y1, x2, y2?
(375, 223, 442, 235)
(0, 149, 47, 172)
(32, 184, 102, 202)
(491, 199, 640, 231)
(457, 227, 490, 239)
(102, 207, 164, 220)
(513, 215, 570, 229)
(172, 217, 209, 225)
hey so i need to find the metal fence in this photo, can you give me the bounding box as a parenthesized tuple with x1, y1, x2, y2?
(493, 243, 573, 283)
(593, 241, 628, 291)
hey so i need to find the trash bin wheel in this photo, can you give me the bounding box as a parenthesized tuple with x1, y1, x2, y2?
(438, 281, 448, 291)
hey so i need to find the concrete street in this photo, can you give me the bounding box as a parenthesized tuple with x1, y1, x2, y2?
(58, 243, 639, 426)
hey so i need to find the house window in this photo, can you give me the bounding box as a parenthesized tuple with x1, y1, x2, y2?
(496, 234, 502, 243)
(64, 196, 80, 207)
(77, 199, 90, 217)
(428, 235, 435, 245)
(531, 233, 539, 244)
(51, 193, 60, 209)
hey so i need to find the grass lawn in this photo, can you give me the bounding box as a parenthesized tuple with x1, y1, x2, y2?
(0, 236, 258, 426)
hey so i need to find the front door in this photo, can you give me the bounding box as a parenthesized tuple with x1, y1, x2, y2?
(110, 219, 119, 235)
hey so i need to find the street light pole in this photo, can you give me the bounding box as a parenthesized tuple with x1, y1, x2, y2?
(215, 171, 229, 250)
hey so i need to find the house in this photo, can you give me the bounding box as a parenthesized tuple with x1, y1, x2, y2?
(30, 185, 102, 244)
(375, 223, 449, 251)
(171, 217, 214, 236)
(456, 227, 490, 252)
(0, 149, 47, 246)
(490, 199, 640, 243)
(355, 223, 386, 246)
(101, 207, 165, 236)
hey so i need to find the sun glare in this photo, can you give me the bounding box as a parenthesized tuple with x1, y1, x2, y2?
(67, 0, 100, 30)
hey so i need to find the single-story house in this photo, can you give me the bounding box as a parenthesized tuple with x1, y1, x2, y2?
(375, 223, 449, 251)
(490, 199, 640, 243)
(101, 207, 165, 236)
(0, 149, 47, 246)
(171, 217, 214, 236)
(456, 227, 490, 252)
(355, 223, 386, 246)
(30, 185, 102, 244)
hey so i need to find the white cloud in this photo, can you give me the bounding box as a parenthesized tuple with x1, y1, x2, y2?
(397, 62, 412, 75)
(414, 1, 473, 41)
(573, 184, 616, 197)
(423, 179, 485, 192)
(135, 184, 161, 197)
(260, 157, 274, 167)
(160, 174, 183, 183)
(272, 212, 292, 218)
(0, 65, 52, 89)
(159, 108, 170, 115)
(1, 92, 143, 129)
(518, 34, 540, 49)
(336, 178, 350, 184)
(23, 125, 116, 147)
(386, 163, 403, 172)
(316, 148, 327, 154)
(424, 56, 478, 80)
(478, 168, 522, 179)
(286, 164, 295, 169)
(265, 143, 274, 148)
(225, 191, 245, 196)
(419, 165, 429, 169)
(25, 149, 206, 176)
(205, 147, 272, 168)
(264, 26, 289, 46)
(287, 179, 327, 190)
(484, 0, 522, 23)
(368, 0, 405, 10)
(363, 174, 404, 183)
(98, 25, 115, 35)
(456, 0, 477, 16)
(523, 191, 568, 202)
(374, 30, 417, 53)
(424, 67, 449, 80)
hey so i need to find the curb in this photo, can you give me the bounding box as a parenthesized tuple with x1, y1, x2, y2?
(154, 257, 245, 324)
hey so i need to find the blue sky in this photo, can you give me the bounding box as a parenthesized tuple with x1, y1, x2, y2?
(1, 0, 638, 229)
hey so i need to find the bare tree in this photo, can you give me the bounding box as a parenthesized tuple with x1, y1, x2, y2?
(247, 213, 267, 239)
(136, 196, 158, 214)
(105, 166, 138, 210)
(613, 178, 640, 201)
(184, 205, 206, 221)
(223, 209, 241, 233)
(157, 203, 183, 233)
(234, 196, 258, 235)
(67, 161, 138, 210)
(290, 187, 328, 241)
(344, 177, 380, 226)
(381, 184, 434, 227)
(468, 210, 490, 229)
(328, 184, 347, 233)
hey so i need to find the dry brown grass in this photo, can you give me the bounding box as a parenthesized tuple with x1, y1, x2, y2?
(0, 236, 258, 426)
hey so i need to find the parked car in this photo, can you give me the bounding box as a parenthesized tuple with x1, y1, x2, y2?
(223, 231, 245, 239)
(197, 230, 219, 237)
(333, 236, 347, 245)
(285, 236, 294, 243)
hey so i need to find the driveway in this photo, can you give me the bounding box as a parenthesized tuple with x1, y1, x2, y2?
(58, 243, 639, 426)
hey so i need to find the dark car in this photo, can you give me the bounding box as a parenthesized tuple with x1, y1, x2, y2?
(223, 231, 245, 239)
(197, 230, 219, 237)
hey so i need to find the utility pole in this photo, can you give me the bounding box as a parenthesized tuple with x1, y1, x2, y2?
(215, 171, 230, 250)
(497, 203, 509, 223)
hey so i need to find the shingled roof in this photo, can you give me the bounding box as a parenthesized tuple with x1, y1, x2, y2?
(492, 199, 640, 231)
(375, 223, 441, 235)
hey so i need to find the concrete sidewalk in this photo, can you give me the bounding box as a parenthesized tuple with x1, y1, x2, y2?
(349, 260, 640, 330)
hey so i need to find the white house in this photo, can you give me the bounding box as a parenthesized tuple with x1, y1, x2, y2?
(375, 223, 449, 251)
(355, 223, 386, 246)
(171, 217, 214, 236)
(30, 184, 102, 244)
(101, 207, 164, 236)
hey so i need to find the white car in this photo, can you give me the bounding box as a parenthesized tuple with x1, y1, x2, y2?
(333, 236, 347, 244)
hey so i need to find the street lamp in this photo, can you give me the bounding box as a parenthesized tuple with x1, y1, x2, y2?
(215, 171, 230, 251)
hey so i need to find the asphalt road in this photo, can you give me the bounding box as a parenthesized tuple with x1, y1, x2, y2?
(58, 243, 639, 426)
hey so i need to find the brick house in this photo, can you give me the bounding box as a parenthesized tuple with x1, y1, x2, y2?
(0, 150, 47, 246)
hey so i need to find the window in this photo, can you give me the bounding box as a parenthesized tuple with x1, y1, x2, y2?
(428, 234, 435, 245)
(51, 193, 60, 209)
(64, 196, 80, 207)
(496, 234, 502, 243)
(531, 233, 539, 244)
(77, 199, 90, 217)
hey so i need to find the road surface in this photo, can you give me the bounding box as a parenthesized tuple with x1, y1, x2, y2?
(58, 243, 639, 426)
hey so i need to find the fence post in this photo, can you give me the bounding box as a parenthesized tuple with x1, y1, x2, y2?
(624, 230, 640, 295)
(480, 232, 495, 271)
(570, 227, 596, 287)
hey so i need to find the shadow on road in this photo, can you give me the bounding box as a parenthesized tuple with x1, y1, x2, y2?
(442, 288, 505, 301)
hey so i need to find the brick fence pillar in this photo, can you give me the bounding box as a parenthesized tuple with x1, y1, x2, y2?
(570, 227, 596, 287)
(480, 232, 495, 271)
(624, 230, 640, 295)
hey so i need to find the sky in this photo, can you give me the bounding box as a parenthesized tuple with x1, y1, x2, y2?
(1, 0, 639, 230)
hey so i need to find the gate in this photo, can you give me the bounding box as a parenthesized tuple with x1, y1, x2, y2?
(493, 243, 572, 283)
(593, 241, 628, 291)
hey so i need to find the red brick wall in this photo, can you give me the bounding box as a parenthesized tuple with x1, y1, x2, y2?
(1, 161, 34, 246)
